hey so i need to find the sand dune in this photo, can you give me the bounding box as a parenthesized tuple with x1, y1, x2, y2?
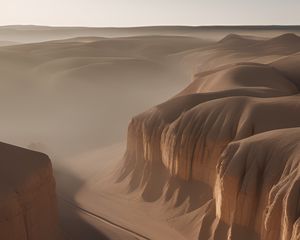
(0, 31, 211, 240)
(0, 34, 209, 159)
(0, 41, 19, 46)
(1, 27, 300, 240)
(271, 53, 300, 89)
(1, 25, 300, 43)
(169, 33, 300, 79)
(181, 63, 298, 95)
(218, 33, 300, 54)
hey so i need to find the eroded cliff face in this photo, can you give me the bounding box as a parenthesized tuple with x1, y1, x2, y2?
(215, 129, 300, 240)
(118, 47, 300, 239)
(0, 143, 63, 240)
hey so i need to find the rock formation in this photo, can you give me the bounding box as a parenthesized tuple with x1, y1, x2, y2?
(0, 143, 63, 240)
(118, 35, 300, 239)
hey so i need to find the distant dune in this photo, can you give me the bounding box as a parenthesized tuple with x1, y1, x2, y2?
(0, 41, 19, 46)
(1, 25, 300, 43)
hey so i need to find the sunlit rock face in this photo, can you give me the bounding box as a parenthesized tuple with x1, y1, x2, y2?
(0, 143, 63, 240)
(118, 50, 300, 239)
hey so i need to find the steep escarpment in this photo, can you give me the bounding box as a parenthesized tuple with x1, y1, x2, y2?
(215, 128, 300, 240)
(0, 143, 63, 240)
(118, 35, 300, 240)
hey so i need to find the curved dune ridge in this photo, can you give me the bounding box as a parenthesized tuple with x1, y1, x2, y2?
(0, 143, 62, 240)
(118, 34, 300, 239)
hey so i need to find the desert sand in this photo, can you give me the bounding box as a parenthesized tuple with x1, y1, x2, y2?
(0, 26, 299, 240)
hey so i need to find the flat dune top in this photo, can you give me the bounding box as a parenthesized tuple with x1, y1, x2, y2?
(0, 26, 300, 240)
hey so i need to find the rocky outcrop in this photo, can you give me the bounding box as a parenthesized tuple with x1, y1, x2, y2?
(118, 49, 300, 239)
(0, 143, 63, 240)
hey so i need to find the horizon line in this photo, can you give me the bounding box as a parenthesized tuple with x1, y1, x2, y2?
(1, 24, 300, 29)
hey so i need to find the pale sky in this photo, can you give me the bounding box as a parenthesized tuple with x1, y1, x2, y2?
(1, 0, 300, 27)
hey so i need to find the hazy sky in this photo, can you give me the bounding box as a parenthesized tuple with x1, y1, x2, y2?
(2, 0, 300, 27)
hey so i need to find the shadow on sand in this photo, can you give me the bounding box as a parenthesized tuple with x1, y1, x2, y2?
(54, 167, 110, 240)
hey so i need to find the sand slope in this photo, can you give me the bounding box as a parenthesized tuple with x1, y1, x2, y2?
(0, 35, 210, 160)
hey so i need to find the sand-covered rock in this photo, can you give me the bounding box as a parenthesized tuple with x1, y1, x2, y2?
(119, 34, 300, 239)
(0, 143, 63, 240)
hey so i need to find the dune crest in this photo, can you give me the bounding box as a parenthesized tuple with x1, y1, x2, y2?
(118, 34, 300, 239)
